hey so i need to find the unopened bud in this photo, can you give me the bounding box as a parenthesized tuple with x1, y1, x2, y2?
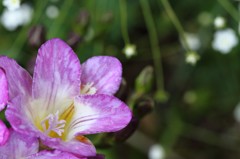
(94, 117, 139, 146)
(77, 10, 90, 27)
(66, 32, 82, 49)
(28, 25, 46, 48)
(135, 66, 153, 94)
(133, 96, 154, 119)
(114, 116, 139, 143)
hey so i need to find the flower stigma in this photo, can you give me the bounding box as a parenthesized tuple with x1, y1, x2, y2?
(80, 82, 97, 95)
(41, 111, 66, 136)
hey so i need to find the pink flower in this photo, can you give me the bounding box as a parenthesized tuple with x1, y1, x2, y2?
(0, 38, 132, 157)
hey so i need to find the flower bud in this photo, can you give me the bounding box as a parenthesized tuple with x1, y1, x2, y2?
(66, 32, 82, 49)
(135, 66, 153, 95)
(28, 25, 46, 48)
(77, 10, 90, 27)
(133, 96, 154, 119)
(114, 116, 139, 143)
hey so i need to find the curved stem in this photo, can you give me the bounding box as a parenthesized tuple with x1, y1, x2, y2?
(48, 0, 74, 38)
(119, 0, 130, 44)
(10, 1, 48, 59)
(217, 0, 238, 22)
(159, 0, 191, 52)
(140, 0, 165, 93)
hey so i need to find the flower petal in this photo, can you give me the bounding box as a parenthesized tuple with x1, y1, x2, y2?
(41, 136, 96, 157)
(0, 68, 8, 111)
(81, 56, 122, 95)
(32, 38, 81, 113)
(67, 94, 132, 137)
(0, 129, 39, 158)
(0, 56, 32, 99)
(5, 96, 38, 136)
(28, 150, 81, 159)
(0, 120, 9, 146)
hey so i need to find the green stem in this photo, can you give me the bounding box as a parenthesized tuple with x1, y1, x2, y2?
(9, 1, 48, 59)
(140, 0, 165, 92)
(217, 0, 238, 22)
(48, 0, 74, 38)
(32, 1, 49, 24)
(159, 0, 191, 52)
(119, 0, 130, 44)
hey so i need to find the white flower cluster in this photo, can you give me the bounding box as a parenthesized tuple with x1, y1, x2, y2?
(3, 0, 20, 11)
(185, 51, 200, 65)
(148, 144, 165, 159)
(184, 33, 201, 51)
(1, 0, 33, 31)
(123, 44, 137, 58)
(214, 16, 225, 29)
(212, 28, 238, 54)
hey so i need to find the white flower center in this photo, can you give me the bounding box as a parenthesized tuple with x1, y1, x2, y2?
(41, 111, 66, 136)
(80, 82, 97, 95)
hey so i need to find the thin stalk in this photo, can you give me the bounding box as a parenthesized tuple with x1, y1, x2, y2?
(159, 0, 191, 52)
(32, 1, 49, 24)
(48, 0, 74, 38)
(119, 0, 130, 44)
(140, 0, 165, 93)
(217, 0, 238, 22)
(9, 1, 48, 59)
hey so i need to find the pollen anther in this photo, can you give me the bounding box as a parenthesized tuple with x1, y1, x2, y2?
(80, 82, 97, 95)
(41, 111, 66, 136)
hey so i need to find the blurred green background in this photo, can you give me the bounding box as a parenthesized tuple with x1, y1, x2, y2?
(2, 0, 240, 158)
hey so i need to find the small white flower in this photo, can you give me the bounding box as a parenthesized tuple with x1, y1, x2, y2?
(3, 0, 20, 11)
(214, 16, 225, 29)
(184, 33, 201, 51)
(123, 44, 137, 58)
(46, 5, 59, 19)
(1, 4, 33, 31)
(148, 144, 165, 159)
(185, 51, 200, 65)
(212, 28, 238, 54)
